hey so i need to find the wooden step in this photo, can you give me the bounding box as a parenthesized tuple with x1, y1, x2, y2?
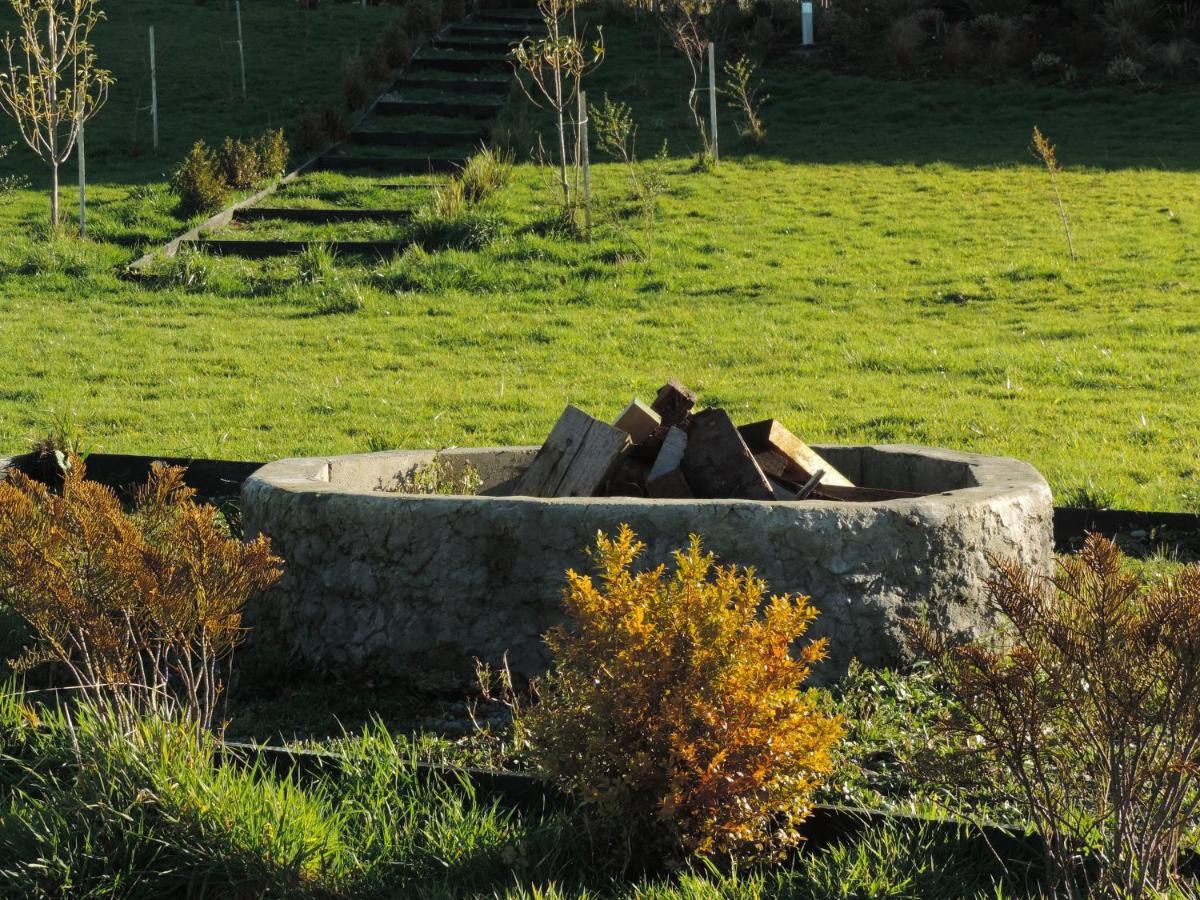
(376, 98, 502, 119)
(475, 10, 542, 23)
(410, 55, 511, 73)
(451, 25, 532, 38)
(392, 75, 510, 95)
(434, 37, 514, 53)
(190, 239, 408, 259)
(232, 207, 414, 224)
(317, 155, 465, 173)
(349, 129, 487, 147)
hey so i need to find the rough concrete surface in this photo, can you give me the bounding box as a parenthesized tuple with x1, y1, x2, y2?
(240, 444, 1053, 688)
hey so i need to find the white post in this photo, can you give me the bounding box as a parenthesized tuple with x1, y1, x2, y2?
(579, 89, 591, 235)
(802, 1, 814, 45)
(77, 123, 86, 237)
(149, 26, 159, 150)
(236, 1, 247, 98)
(707, 42, 718, 163)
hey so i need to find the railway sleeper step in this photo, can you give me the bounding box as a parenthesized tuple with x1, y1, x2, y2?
(392, 75, 511, 95)
(350, 129, 488, 148)
(434, 37, 515, 53)
(232, 207, 415, 225)
(317, 155, 466, 173)
(450, 25, 532, 38)
(188, 239, 410, 259)
(474, 11, 543, 24)
(410, 56, 511, 73)
(376, 98, 502, 119)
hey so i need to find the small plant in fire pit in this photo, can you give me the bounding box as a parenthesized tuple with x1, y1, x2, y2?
(390, 451, 482, 496)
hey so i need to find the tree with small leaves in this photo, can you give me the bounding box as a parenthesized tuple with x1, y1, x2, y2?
(511, 0, 603, 229)
(0, 0, 112, 229)
(663, 0, 713, 164)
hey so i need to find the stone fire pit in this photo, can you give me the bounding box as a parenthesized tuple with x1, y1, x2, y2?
(240, 444, 1053, 688)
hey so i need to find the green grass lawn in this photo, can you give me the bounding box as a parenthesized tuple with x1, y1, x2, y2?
(1, 10, 1199, 511)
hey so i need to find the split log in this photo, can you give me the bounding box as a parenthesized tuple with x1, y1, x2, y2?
(682, 409, 774, 501)
(646, 426, 692, 499)
(606, 458, 651, 497)
(651, 379, 697, 429)
(515, 405, 631, 498)
(613, 399, 662, 445)
(738, 420, 854, 488)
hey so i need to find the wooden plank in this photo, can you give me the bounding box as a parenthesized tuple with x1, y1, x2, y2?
(317, 155, 465, 173)
(738, 420, 854, 488)
(435, 37, 515, 53)
(515, 405, 631, 498)
(393, 76, 511, 95)
(193, 239, 407, 259)
(376, 98, 503, 118)
(450, 26, 532, 38)
(681, 409, 773, 501)
(409, 56, 511, 73)
(233, 207, 413, 224)
(650, 379, 697, 428)
(613, 399, 661, 445)
(647, 426, 692, 499)
(769, 477, 798, 501)
(349, 129, 488, 147)
(606, 458, 651, 497)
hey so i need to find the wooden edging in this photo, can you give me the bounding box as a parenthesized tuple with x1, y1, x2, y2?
(223, 740, 1200, 877)
(220, 740, 1042, 866)
(1053, 507, 1200, 548)
(0, 452, 262, 498)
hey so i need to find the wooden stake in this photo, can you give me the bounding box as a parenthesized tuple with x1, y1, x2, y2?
(707, 42, 718, 163)
(579, 89, 592, 236)
(149, 26, 159, 150)
(802, 1, 814, 45)
(77, 124, 86, 237)
(236, 1, 247, 99)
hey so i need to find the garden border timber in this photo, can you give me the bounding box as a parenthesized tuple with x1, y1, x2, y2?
(121, 14, 462, 277)
(1, 451, 1197, 551)
(219, 740, 1047, 874)
(220, 740, 1200, 879)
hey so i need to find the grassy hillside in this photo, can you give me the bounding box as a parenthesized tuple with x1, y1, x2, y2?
(0, 12, 1198, 511)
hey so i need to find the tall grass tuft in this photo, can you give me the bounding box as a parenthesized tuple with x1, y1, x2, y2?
(0, 686, 576, 898)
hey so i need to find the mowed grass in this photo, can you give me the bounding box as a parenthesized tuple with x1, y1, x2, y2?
(0, 13, 1198, 510)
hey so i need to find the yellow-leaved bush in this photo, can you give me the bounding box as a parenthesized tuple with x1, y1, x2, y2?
(518, 525, 843, 861)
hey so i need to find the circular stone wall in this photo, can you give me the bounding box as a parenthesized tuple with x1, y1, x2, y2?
(240, 444, 1053, 689)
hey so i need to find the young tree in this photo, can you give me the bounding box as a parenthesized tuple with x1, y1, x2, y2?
(663, 0, 712, 163)
(0, 0, 113, 229)
(511, 0, 603, 229)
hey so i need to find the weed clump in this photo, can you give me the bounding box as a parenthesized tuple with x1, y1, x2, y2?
(171, 140, 229, 217)
(389, 452, 483, 495)
(518, 525, 843, 862)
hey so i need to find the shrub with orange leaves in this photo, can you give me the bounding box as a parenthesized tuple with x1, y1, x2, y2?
(518, 525, 843, 862)
(0, 457, 282, 732)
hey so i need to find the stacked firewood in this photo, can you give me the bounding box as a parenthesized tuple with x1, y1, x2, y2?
(514, 379, 919, 501)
